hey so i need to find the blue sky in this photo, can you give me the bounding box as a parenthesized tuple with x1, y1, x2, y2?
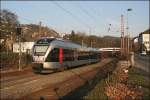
(1, 1, 149, 37)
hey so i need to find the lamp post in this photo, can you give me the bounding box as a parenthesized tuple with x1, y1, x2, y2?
(126, 8, 132, 59)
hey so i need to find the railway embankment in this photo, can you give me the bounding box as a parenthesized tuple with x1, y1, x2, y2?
(70, 60, 149, 100)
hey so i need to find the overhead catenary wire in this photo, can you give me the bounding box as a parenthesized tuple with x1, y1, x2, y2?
(52, 1, 91, 30)
(77, 3, 97, 23)
(84, 2, 120, 34)
(78, 2, 113, 34)
(85, 2, 110, 25)
(88, 7, 114, 32)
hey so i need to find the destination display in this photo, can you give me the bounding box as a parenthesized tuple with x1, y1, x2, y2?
(36, 38, 55, 44)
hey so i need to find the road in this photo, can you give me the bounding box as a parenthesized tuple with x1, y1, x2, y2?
(134, 54, 149, 74)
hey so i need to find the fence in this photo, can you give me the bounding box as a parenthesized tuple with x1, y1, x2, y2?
(0, 51, 32, 70)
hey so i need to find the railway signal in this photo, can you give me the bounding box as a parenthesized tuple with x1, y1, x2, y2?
(16, 27, 22, 35)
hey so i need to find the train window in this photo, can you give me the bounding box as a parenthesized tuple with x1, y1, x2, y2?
(34, 45, 49, 56)
(63, 49, 74, 61)
(36, 38, 55, 44)
(90, 52, 97, 59)
(78, 51, 90, 60)
(74, 50, 78, 60)
(46, 48, 59, 62)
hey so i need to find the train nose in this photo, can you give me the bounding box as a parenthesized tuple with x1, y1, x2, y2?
(32, 63, 43, 73)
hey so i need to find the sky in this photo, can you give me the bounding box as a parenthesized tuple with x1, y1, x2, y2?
(1, 1, 149, 37)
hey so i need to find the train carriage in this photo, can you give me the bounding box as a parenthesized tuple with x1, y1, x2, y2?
(32, 37, 100, 73)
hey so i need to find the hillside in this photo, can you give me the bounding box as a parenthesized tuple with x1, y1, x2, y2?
(21, 24, 60, 41)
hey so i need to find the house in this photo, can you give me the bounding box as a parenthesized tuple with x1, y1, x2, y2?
(13, 42, 34, 54)
(138, 29, 150, 55)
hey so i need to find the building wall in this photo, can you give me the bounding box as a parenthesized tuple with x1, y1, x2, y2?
(138, 29, 150, 54)
(13, 42, 34, 54)
(142, 34, 150, 51)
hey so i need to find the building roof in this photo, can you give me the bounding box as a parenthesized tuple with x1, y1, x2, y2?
(139, 29, 150, 36)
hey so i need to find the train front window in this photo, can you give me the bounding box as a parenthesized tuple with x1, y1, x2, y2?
(34, 45, 48, 56)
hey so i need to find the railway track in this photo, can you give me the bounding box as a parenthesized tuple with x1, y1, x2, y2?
(1, 74, 41, 89)
(0, 58, 116, 99)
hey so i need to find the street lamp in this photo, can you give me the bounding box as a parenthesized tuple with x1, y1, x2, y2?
(126, 8, 132, 58)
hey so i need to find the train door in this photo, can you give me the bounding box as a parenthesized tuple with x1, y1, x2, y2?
(59, 48, 63, 65)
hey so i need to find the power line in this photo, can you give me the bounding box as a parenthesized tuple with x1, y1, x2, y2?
(77, 3, 97, 23)
(84, 2, 110, 25)
(52, 1, 91, 29)
(78, 2, 113, 34)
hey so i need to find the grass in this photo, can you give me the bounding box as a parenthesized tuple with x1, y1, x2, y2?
(83, 74, 118, 100)
(127, 74, 149, 88)
(83, 76, 108, 100)
(127, 67, 150, 99)
(83, 66, 150, 100)
(83, 61, 118, 100)
(128, 67, 149, 88)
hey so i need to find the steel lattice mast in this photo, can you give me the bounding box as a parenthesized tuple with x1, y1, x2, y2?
(121, 14, 125, 55)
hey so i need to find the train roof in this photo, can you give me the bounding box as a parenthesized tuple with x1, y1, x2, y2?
(35, 37, 99, 52)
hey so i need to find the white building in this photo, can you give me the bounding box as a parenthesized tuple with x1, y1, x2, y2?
(138, 29, 150, 54)
(13, 42, 34, 54)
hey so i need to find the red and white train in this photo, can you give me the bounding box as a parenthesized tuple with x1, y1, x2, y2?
(32, 37, 101, 73)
